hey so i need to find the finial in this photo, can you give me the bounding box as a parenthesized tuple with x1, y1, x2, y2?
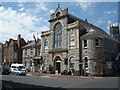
(58, 3, 60, 8)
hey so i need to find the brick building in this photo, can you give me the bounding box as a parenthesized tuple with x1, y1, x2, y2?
(3, 34, 26, 66)
(0, 42, 3, 65)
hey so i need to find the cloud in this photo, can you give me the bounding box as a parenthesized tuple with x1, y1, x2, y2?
(50, 9, 54, 14)
(0, 6, 48, 43)
(104, 10, 117, 14)
(19, 7, 24, 11)
(19, 3, 24, 7)
(35, 2, 48, 13)
(107, 20, 112, 25)
(75, 2, 95, 11)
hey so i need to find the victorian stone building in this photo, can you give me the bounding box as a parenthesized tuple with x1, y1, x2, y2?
(3, 34, 26, 66)
(40, 5, 120, 76)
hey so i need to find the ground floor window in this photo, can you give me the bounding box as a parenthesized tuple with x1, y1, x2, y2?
(84, 57, 88, 68)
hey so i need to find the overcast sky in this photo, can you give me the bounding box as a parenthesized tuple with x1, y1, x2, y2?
(0, 2, 118, 43)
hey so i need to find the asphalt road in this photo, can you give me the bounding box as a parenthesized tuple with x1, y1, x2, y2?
(1, 74, 119, 89)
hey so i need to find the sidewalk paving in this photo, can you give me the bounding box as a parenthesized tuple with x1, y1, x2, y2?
(26, 72, 108, 79)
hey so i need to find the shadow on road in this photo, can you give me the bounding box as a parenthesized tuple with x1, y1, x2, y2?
(2, 80, 66, 90)
(2, 80, 119, 90)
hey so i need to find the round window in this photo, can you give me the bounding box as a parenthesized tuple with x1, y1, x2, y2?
(56, 12, 60, 17)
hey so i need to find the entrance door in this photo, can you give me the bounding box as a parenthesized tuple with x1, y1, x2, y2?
(54, 56, 61, 74)
(56, 62, 60, 73)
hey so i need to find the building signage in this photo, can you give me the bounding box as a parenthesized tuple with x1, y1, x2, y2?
(24, 57, 33, 59)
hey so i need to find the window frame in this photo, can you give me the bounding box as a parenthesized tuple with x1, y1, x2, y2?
(70, 33, 75, 47)
(44, 39, 48, 51)
(95, 38, 99, 47)
(84, 40, 87, 48)
(54, 22, 62, 48)
(30, 48, 33, 55)
(25, 49, 27, 56)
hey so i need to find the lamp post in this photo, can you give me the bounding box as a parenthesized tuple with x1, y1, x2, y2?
(79, 61, 83, 77)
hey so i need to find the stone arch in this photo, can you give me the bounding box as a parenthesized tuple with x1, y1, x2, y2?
(82, 56, 90, 60)
(53, 54, 63, 61)
(53, 20, 64, 28)
(55, 10, 62, 17)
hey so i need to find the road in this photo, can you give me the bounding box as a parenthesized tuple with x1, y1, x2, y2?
(1, 74, 119, 89)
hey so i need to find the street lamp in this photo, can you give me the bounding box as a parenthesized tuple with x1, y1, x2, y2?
(79, 61, 83, 76)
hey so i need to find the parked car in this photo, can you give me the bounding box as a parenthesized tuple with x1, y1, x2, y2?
(0, 66, 10, 75)
(10, 64, 26, 76)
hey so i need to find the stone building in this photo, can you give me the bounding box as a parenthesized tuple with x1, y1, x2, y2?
(22, 39, 41, 72)
(3, 34, 26, 66)
(40, 5, 120, 76)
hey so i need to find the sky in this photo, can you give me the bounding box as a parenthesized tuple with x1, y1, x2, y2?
(0, 1, 119, 43)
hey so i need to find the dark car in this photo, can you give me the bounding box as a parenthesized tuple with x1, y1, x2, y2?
(0, 66, 10, 75)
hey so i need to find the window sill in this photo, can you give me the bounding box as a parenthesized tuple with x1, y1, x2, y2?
(44, 50, 48, 52)
(69, 46, 75, 49)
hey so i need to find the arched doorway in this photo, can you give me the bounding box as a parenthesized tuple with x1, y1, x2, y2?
(54, 56, 61, 74)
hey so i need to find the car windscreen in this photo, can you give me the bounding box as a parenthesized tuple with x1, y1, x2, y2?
(17, 68, 25, 71)
(11, 66, 16, 68)
(18, 66, 25, 69)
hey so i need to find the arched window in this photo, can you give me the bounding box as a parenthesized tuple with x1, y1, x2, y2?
(54, 23, 62, 48)
(44, 39, 48, 50)
(84, 57, 88, 68)
(69, 57, 75, 69)
(70, 33, 75, 46)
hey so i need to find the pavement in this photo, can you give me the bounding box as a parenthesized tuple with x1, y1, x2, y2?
(26, 72, 109, 79)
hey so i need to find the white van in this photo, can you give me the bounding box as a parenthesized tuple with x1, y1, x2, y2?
(10, 64, 26, 76)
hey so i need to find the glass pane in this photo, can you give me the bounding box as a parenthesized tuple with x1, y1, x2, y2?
(70, 34, 75, 46)
(54, 23, 62, 48)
